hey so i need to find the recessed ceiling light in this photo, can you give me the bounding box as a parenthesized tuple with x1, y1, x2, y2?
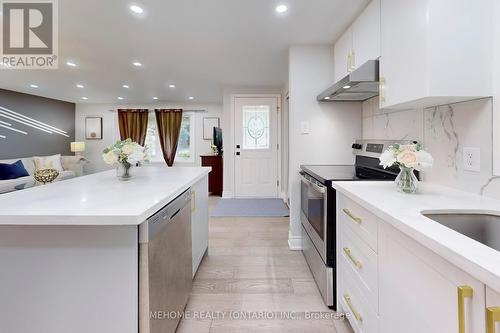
(324, 96, 331, 100)
(117, 97, 124, 100)
(132, 61, 142, 67)
(275, 4, 287, 13)
(169, 84, 175, 88)
(343, 85, 351, 89)
(122, 84, 130, 88)
(129, 5, 144, 14)
(66, 61, 77, 67)
(81, 97, 88, 100)
(76, 84, 84, 88)
(188, 96, 195, 100)
(153, 97, 158, 100)
(30, 84, 39, 88)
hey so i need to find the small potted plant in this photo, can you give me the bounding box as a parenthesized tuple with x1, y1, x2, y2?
(102, 139, 149, 181)
(379, 143, 433, 194)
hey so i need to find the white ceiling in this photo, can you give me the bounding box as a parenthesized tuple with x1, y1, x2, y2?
(0, 0, 369, 104)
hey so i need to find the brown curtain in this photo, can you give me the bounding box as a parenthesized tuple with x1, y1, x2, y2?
(155, 109, 183, 166)
(117, 109, 149, 146)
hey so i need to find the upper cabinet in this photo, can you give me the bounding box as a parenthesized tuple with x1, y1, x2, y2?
(334, 28, 353, 82)
(334, 0, 380, 83)
(379, 0, 493, 110)
(351, 0, 381, 71)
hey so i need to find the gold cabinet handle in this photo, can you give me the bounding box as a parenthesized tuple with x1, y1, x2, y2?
(191, 191, 196, 213)
(458, 285, 473, 333)
(347, 52, 352, 73)
(343, 294, 362, 322)
(379, 76, 386, 103)
(487, 307, 500, 333)
(343, 247, 362, 269)
(342, 208, 362, 224)
(350, 50, 356, 71)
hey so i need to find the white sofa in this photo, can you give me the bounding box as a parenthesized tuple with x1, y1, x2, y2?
(0, 156, 85, 193)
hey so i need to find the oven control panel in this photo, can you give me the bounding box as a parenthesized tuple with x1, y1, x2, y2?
(365, 143, 384, 154)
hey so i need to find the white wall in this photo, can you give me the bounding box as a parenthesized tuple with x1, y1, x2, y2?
(288, 45, 362, 249)
(75, 103, 222, 174)
(362, 96, 500, 200)
(221, 86, 284, 198)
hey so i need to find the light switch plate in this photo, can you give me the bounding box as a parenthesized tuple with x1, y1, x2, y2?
(300, 121, 310, 134)
(463, 147, 480, 172)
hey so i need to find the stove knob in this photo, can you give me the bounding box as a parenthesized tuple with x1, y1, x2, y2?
(352, 143, 363, 150)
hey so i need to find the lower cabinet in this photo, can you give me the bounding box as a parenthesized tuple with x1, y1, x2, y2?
(379, 222, 485, 333)
(337, 193, 500, 333)
(191, 175, 209, 277)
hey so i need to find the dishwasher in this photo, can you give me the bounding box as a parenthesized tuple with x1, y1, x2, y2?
(139, 189, 192, 333)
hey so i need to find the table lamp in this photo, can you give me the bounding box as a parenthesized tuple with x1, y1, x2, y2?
(70, 142, 86, 156)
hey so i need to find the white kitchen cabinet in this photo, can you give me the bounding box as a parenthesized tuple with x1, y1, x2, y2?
(379, 223, 486, 333)
(487, 288, 500, 333)
(379, 0, 493, 110)
(191, 175, 209, 277)
(334, 28, 353, 82)
(351, 0, 380, 70)
(493, 0, 500, 176)
(334, 0, 381, 83)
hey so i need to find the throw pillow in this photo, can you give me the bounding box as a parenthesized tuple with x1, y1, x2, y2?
(0, 160, 30, 180)
(33, 154, 64, 172)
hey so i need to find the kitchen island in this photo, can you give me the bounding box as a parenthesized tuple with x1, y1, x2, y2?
(0, 166, 210, 333)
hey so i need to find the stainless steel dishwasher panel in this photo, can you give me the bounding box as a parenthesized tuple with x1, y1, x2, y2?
(139, 189, 192, 333)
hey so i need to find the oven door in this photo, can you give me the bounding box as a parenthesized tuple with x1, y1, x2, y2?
(300, 173, 327, 262)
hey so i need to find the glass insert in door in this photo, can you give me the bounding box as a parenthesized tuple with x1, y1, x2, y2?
(242, 105, 270, 150)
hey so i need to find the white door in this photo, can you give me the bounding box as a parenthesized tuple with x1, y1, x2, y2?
(234, 97, 279, 198)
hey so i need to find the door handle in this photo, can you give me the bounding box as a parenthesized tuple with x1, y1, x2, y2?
(458, 285, 473, 333)
(487, 307, 500, 333)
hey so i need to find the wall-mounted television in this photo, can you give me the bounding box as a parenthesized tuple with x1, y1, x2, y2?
(213, 127, 223, 156)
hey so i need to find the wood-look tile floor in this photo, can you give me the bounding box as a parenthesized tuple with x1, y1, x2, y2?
(177, 196, 354, 333)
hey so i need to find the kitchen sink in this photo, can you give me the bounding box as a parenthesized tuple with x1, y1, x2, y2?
(422, 212, 500, 252)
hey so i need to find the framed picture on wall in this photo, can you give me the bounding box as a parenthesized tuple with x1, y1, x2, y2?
(203, 117, 220, 140)
(85, 117, 103, 140)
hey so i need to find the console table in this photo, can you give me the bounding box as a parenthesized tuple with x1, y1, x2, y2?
(200, 155, 223, 196)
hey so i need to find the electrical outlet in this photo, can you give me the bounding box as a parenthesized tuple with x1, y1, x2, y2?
(463, 147, 480, 172)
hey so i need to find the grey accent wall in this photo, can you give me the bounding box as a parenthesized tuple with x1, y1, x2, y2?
(0, 89, 75, 159)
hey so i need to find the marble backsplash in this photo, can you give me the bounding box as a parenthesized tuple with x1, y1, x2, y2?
(362, 96, 500, 199)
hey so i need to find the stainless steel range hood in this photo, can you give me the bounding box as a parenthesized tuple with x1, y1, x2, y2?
(317, 60, 379, 102)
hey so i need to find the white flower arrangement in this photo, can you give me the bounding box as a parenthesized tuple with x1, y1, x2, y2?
(379, 143, 434, 171)
(102, 139, 149, 166)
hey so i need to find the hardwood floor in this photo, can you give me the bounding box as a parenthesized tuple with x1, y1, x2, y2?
(177, 196, 353, 333)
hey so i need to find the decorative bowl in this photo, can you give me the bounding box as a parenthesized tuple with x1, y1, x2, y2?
(34, 168, 59, 184)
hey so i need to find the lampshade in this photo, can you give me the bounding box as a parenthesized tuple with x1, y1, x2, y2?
(70, 142, 86, 152)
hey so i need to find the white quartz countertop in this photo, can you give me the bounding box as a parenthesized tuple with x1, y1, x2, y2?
(332, 181, 500, 293)
(0, 166, 210, 226)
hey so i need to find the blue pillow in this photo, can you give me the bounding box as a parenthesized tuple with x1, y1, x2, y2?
(0, 160, 30, 180)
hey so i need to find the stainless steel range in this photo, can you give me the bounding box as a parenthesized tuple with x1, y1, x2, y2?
(300, 139, 417, 309)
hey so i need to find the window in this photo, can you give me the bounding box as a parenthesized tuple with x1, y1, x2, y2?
(242, 105, 270, 150)
(145, 112, 195, 163)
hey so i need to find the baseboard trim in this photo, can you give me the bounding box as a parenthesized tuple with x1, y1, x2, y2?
(288, 235, 303, 251)
(222, 191, 233, 198)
